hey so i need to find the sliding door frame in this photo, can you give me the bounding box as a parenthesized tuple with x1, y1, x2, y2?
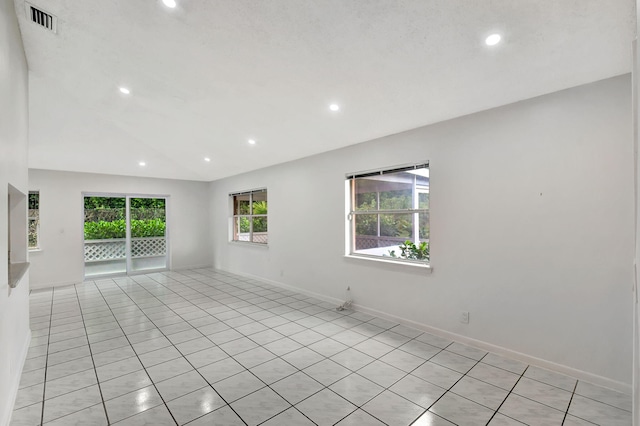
(82, 192, 171, 279)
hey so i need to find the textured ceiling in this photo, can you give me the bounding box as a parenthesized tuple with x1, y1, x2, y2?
(15, 0, 635, 181)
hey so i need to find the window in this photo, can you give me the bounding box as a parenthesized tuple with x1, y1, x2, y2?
(347, 163, 429, 263)
(231, 189, 268, 244)
(28, 191, 40, 250)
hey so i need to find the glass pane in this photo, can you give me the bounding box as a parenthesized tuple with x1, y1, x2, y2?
(28, 192, 39, 210)
(351, 165, 428, 262)
(131, 197, 167, 272)
(252, 191, 267, 214)
(84, 196, 126, 277)
(28, 219, 38, 249)
(380, 213, 413, 238)
(354, 213, 419, 258)
(419, 211, 430, 241)
(418, 192, 429, 209)
(234, 216, 250, 241)
(252, 217, 268, 244)
(354, 172, 414, 211)
(355, 191, 378, 211)
(28, 192, 39, 248)
(234, 194, 251, 215)
(130, 198, 166, 237)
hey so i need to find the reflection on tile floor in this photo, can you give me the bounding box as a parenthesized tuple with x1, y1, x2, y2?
(10, 269, 632, 425)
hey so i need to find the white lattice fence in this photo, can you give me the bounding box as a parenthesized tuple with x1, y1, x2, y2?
(84, 240, 126, 262)
(85, 237, 166, 262)
(132, 237, 166, 258)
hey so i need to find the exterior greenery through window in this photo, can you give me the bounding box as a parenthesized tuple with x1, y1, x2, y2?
(84, 197, 166, 239)
(232, 189, 268, 244)
(348, 163, 429, 263)
(28, 191, 39, 249)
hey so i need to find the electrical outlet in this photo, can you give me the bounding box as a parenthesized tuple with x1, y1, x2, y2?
(460, 311, 469, 324)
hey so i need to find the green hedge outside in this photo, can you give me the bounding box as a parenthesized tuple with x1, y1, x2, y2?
(84, 219, 166, 240)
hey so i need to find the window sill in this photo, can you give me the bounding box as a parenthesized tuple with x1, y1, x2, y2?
(344, 254, 432, 273)
(28, 248, 42, 253)
(228, 241, 269, 248)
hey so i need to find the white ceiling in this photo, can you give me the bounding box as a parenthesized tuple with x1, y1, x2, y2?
(15, 0, 635, 182)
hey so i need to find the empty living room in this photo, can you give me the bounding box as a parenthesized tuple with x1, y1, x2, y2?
(1, 0, 639, 425)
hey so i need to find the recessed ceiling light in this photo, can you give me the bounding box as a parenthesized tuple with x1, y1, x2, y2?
(248, 139, 256, 145)
(204, 157, 211, 162)
(329, 104, 340, 112)
(139, 161, 146, 166)
(119, 87, 131, 95)
(485, 34, 502, 46)
(162, 0, 177, 8)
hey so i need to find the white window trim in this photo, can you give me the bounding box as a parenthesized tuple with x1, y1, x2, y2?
(346, 162, 430, 266)
(229, 188, 268, 245)
(28, 190, 40, 251)
(343, 253, 432, 273)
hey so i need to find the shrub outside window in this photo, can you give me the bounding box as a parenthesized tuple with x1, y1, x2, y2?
(348, 163, 429, 264)
(231, 189, 268, 244)
(28, 191, 40, 250)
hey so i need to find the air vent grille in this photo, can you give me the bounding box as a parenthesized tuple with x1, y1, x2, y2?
(26, 3, 57, 33)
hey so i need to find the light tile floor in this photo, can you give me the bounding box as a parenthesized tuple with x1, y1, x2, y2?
(10, 268, 632, 426)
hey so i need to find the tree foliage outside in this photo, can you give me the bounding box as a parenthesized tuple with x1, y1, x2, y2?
(355, 190, 429, 239)
(29, 192, 39, 210)
(238, 200, 268, 233)
(84, 197, 165, 209)
(29, 220, 38, 248)
(389, 240, 430, 261)
(84, 219, 166, 240)
(28, 192, 39, 248)
(84, 197, 166, 240)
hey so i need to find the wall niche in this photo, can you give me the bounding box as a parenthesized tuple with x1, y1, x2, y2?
(8, 183, 29, 291)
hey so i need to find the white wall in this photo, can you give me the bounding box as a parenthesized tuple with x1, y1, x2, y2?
(210, 75, 634, 389)
(29, 169, 212, 288)
(0, 0, 31, 424)
(632, 9, 639, 423)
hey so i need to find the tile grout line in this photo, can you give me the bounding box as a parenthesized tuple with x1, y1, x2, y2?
(73, 282, 112, 425)
(88, 278, 183, 426)
(171, 270, 566, 425)
(561, 380, 579, 425)
(204, 269, 614, 425)
(149, 270, 484, 425)
(140, 271, 314, 425)
(44, 271, 507, 425)
(144, 271, 382, 424)
(148, 271, 444, 426)
(127, 271, 342, 424)
(34, 289, 97, 424)
(18, 269, 627, 426)
(38, 286, 55, 426)
(96, 276, 250, 426)
(482, 364, 529, 425)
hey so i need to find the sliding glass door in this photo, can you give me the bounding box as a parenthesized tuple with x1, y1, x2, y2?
(84, 194, 168, 279)
(129, 197, 167, 273)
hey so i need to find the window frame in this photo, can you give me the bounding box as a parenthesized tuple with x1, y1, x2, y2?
(28, 190, 40, 251)
(346, 162, 429, 266)
(230, 188, 268, 245)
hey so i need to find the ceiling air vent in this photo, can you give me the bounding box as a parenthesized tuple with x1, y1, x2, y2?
(26, 2, 57, 33)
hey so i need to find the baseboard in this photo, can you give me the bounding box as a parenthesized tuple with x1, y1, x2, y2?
(222, 268, 631, 395)
(29, 279, 78, 290)
(2, 329, 31, 426)
(350, 302, 632, 394)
